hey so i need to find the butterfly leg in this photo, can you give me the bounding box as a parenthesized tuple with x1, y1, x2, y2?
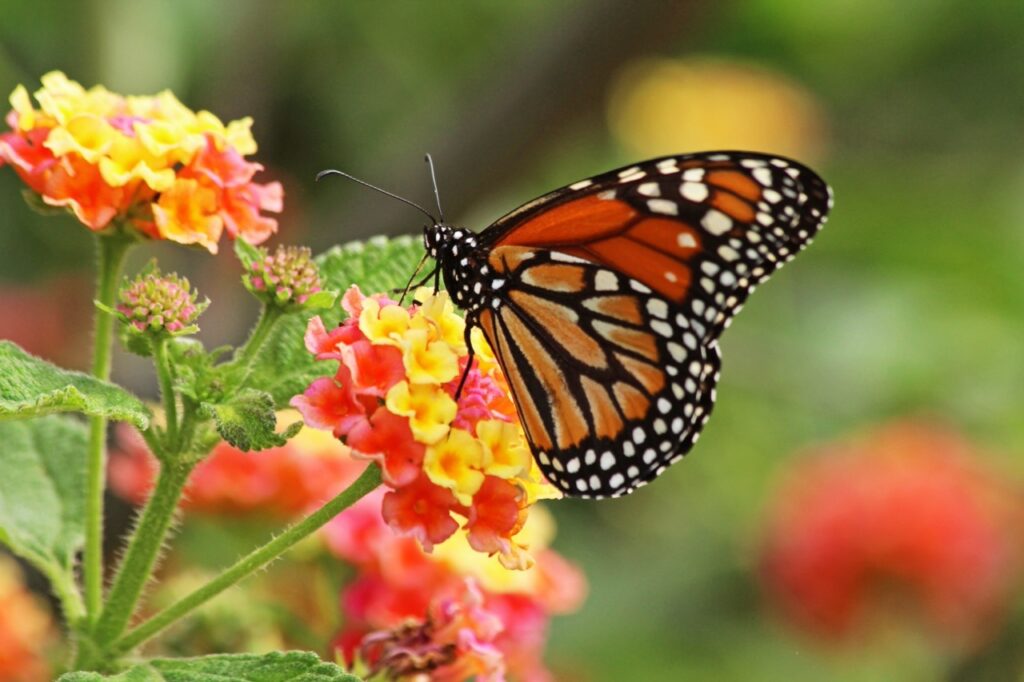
(394, 265, 439, 303)
(453, 316, 477, 401)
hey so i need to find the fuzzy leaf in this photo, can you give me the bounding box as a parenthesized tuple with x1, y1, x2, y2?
(58, 651, 361, 681)
(201, 388, 302, 452)
(245, 235, 427, 407)
(0, 341, 150, 429)
(303, 289, 339, 310)
(0, 416, 87, 601)
(234, 236, 264, 269)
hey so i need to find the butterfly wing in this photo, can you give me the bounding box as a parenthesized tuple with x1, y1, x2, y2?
(472, 152, 832, 497)
(483, 151, 832, 340)
(475, 246, 721, 498)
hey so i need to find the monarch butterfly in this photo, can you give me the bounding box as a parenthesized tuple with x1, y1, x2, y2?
(321, 151, 832, 499)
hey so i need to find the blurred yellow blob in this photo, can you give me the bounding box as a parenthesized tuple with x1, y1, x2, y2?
(608, 57, 828, 163)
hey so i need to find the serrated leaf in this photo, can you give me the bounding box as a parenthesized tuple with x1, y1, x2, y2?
(0, 416, 87, 605)
(245, 236, 427, 407)
(0, 341, 150, 429)
(201, 388, 300, 452)
(58, 651, 362, 681)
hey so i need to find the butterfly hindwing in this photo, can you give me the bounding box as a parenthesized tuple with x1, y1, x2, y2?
(473, 246, 720, 498)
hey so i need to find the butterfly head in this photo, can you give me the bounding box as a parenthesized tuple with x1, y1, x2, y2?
(422, 223, 451, 259)
(423, 224, 479, 261)
(423, 224, 485, 309)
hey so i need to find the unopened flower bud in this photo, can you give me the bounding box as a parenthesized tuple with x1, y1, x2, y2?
(243, 245, 323, 308)
(117, 265, 207, 335)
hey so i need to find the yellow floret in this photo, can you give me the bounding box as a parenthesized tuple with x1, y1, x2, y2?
(385, 381, 457, 445)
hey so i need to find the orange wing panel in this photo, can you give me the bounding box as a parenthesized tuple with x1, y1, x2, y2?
(709, 190, 756, 223)
(497, 195, 637, 247)
(627, 217, 703, 261)
(585, 236, 691, 301)
(706, 170, 762, 201)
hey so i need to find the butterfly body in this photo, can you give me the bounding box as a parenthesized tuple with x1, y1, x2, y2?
(421, 151, 832, 499)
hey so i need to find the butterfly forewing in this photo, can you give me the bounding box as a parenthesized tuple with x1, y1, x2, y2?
(485, 151, 832, 342)
(436, 151, 831, 498)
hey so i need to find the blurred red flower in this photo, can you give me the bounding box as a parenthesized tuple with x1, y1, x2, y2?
(324, 491, 586, 681)
(0, 556, 54, 682)
(759, 422, 1023, 649)
(0, 276, 92, 368)
(109, 420, 365, 516)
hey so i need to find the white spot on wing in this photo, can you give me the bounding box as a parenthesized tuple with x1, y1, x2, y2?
(550, 251, 587, 263)
(702, 209, 733, 235)
(647, 199, 678, 215)
(595, 270, 618, 291)
(630, 280, 652, 294)
(637, 182, 660, 197)
(680, 182, 708, 202)
(569, 179, 593, 190)
(646, 299, 669, 318)
(677, 232, 698, 249)
(752, 167, 773, 186)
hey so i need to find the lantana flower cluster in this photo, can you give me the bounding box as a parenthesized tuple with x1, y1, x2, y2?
(324, 491, 586, 681)
(0, 71, 281, 252)
(760, 422, 1023, 649)
(109, 421, 365, 517)
(293, 286, 558, 569)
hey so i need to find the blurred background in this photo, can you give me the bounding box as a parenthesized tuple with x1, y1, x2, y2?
(2, 1, 1024, 680)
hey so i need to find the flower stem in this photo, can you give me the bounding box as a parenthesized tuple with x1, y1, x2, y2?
(109, 464, 382, 655)
(233, 305, 282, 376)
(84, 235, 132, 619)
(152, 337, 178, 451)
(92, 460, 194, 649)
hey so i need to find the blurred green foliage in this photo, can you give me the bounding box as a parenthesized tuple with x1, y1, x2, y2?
(2, 1, 1023, 680)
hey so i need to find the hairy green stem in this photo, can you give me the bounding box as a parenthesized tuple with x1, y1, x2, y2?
(49, 568, 86, 630)
(152, 338, 178, 452)
(233, 305, 282, 378)
(110, 464, 383, 655)
(91, 461, 194, 650)
(84, 235, 132, 619)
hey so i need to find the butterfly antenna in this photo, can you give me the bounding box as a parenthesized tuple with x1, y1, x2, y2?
(316, 169, 437, 223)
(424, 154, 446, 223)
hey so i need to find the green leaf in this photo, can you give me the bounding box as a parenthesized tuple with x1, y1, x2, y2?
(0, 341, 150, 429)
(303, 289, 339, 310)
(0, 416, 87, 615)
(316, 234, 428, 299)
(245, 235, 426, 407)
(21, 188, 69, 216)
(201, 388, 302, 452)
(234, 236, 264, 269)
(58, 651, 361, 681)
